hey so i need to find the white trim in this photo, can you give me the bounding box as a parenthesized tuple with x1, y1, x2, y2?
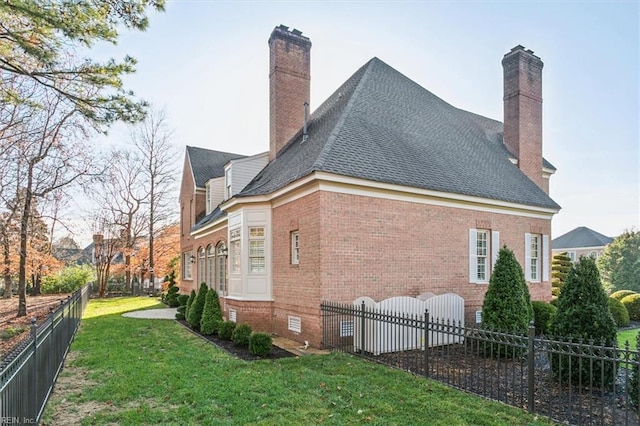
(469, 229, 478, 283)
(552, 245, 608, 252)
(542, 234, 550, 281)
(524, 233, 532, 282)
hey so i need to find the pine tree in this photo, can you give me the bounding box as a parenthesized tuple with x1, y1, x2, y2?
(200, 288, 223, 335)
(187, 282, 208, 330)
(550, 256, 617, 387)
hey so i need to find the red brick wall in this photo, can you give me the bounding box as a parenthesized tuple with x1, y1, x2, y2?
(224, 300, 273, 331)
(269, 27, 311, 161)
(271, 190, 552, 347)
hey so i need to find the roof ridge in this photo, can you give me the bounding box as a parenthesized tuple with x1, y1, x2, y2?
(312, 58, 377, 171)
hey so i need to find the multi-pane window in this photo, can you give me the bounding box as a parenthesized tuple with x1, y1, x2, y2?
(225, 169, 232, 199)
(291, 231, 299, 265)
(567, 251, 576, 262)
(183, 251, 193, 280)
(530, 234, 540, 281)
(206, 245, 215, 287)
(230, 228, 241, 273)
(476, 230, 489, 281)
(217, 243, 227, 295)
(197, 247, 205, 284)
(205, 184, 211, 214)
(249, 227, 265, 273)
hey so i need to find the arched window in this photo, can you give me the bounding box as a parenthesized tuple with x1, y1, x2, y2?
(216, 242, 228, 295)
(206, 245, 215, 288)
(197, 247, 205, 285)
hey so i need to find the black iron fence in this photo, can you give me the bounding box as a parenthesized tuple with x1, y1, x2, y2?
(0, 284, 90, 424)
(321, 300, 640, 425)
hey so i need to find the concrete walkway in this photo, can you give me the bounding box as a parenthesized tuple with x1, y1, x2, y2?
(122, 307, 177, 319)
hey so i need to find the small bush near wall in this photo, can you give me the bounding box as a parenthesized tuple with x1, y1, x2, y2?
(249, 333, 272, 356)
(200, 289, 223, 335)
(611, 290, 637, 301)
(187, 283, 208, 331)
(621, 294, 640, 321)
(175, 305, 186, 321)
(608, 297, 630, 327)
(185, 290, 196, 319)
(532, 301, 557, 335)
(232, 323, 252, 347)
(218, 321, 236, 340)
(177, 294, 189, 306)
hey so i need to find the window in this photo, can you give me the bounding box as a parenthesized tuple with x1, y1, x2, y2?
(217, 242, 227, 295)
(291, 231, 299, 265)
(225, 169, 232, 199)
(525, 233, 549, 282)
(206, 245, 215, 287)
(469, 229, 499, 283)
(183, 251, 193, 280)
(590, 251, 598, 259)
(205, 183, 211, 214)
(197, 247, 205, 284)
(249, 227, 265, 273)
(230, 228, 241, 273)
(530, 234, 540, 281)
(567, 251, 576, 262)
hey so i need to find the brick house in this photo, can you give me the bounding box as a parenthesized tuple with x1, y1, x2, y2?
(179, 25, 560, 347)
(552, 226, 613, 261)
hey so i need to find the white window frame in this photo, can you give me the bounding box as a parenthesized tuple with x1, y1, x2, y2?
(216, 242, 227, 295)
(225, 168, 232, 199)
(197, 247, 205, 284)
(469, 229, 499, 284)
(230, 228, 241, 273)
(183, 251, 193, 280)
(291, 231, 299, 265)
(249, 227, 265, 273)
(525, 233, 549, 282)
(205, 182, 212, 214)
(206, 245, 215, 288)
(567, 251, 576, 262)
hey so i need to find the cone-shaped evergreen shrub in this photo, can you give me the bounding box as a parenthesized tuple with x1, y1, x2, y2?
(549, 256, 617, 387)
(218, 321, 236, 340)
(611, 290, 637, 301)
(532, 301, 557, 335)
(249, 333, 272, 357)
(164, 270, 180, 307)
(176, 305, 186, 320)
(621, 294, 640, 321)
(177, 294, 189, 307)
(608, 297, 630, 327)
(200, 288, 223, 335)
(232, 323, 252, 347)
(482, 246, 533, 333)
(187, 282, 208, 330)
(185, 290, 196, 321)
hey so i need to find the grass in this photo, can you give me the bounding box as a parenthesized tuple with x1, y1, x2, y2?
(618, 327, 640, 350)
(43, 297, 552, 425)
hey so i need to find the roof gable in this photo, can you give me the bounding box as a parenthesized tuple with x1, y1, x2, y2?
(186, 146, 246, 188)
(552, 226, 614, 249)
(239, 58, 559, 210)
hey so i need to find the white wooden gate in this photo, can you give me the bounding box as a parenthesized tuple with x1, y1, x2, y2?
(353, 293, 464, 355)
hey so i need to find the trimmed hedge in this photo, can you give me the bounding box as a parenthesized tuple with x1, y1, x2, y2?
(608, 297, 630, 327)
(621, 294, 640, 321)
(187, 283, 208, 330)
(249, 333, 272, 357)
(218, 321, 236, 340)
(231, 323, 252, 347)
(531, 301, 557, 335)
(611, 290, 637, 301)
(177, 294, 189, 307)
(175, 305, 186, 321)
(185, 290, 196, 319)
(200, 289, 222, 335)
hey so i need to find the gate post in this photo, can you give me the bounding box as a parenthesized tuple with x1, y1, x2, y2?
(424, 309, 430, 378)
(360, 301, 365, 356)
(527, 320, 535, 413)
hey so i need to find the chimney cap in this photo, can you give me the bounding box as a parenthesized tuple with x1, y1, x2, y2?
(269, 24, 311, 47)
(504, 45, 542, 62)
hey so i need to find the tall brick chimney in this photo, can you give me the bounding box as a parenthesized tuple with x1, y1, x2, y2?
(502, 45, 545, 192)
(268, 25, 311, 161)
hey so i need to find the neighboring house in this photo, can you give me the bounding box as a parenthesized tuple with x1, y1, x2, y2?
(552, 226, 613, 261)
(180, 25, 560, 347)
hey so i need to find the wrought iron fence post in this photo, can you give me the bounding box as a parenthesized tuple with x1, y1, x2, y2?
(31, 317, 37, 418)
(527, 320, 535, 413)
(360, 300, 365, 356)
(424, 309, 430, 378)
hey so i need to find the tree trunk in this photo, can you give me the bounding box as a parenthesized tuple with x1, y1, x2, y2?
(17, 165, 34, 317)
(148, 165, 155, 295)
(3, 233, 12, 299)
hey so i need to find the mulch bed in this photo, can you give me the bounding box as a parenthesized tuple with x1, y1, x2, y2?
(175, 319, 295, 361)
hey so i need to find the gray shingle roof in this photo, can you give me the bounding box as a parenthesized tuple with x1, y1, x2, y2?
(552, 227, 613, 249)
(192, 206, 226, 232)
(239, 57, 560, 210)
(186, 146, 246, 188)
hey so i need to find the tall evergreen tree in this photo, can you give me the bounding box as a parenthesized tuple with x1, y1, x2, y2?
(550, 256, 617, 387)
(200, 288, 222, 335)
(187, 282, 208, 331)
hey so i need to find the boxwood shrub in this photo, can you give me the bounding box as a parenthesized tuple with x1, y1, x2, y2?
(231, 323, 252, 347)
(611, 290, 637, 301)
(249, 333, 273, 357)
(218, 321, 236, 340)
(621, 294, 640, 321)
(532, 301, 557, 335)
(608, 297, 630, 327)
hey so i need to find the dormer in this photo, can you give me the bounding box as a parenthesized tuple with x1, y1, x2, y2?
(223, 152, 269, 200)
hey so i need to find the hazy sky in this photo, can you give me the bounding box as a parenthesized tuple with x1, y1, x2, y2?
(82, 0, 639, 243)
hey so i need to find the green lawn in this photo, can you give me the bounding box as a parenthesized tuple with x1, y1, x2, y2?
(618, 327, 640, 350)
(43, 297, 552, 425)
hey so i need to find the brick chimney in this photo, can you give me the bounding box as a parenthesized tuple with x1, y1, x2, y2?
(268, 25, 311, 161)
(502, 45, 545, 192)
